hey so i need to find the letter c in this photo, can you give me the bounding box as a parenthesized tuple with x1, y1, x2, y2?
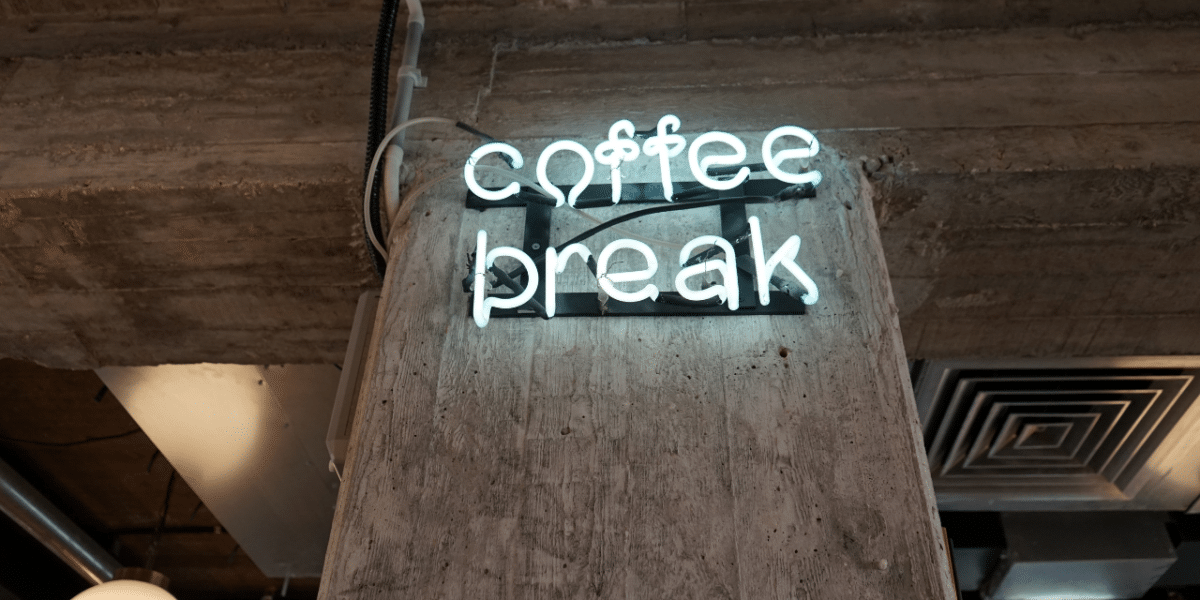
(464, 142, 525, 201)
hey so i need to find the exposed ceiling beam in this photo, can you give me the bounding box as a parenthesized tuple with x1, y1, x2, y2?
(2, 0, 1199, 58)
(1, 24, 1197, 367)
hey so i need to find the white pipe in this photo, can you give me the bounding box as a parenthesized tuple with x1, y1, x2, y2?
(390, 166, 686, 253)
(364, 117, 457, 257)
(383, 146, 406, 223)
(405, 0, 423, 26)
(382, 0, 426, 224)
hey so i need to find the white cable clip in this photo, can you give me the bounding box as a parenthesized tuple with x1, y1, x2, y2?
(397, 65, 427, 88)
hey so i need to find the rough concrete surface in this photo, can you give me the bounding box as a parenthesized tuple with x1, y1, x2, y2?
(0, 47, 378, 367)
(1, 7, 1199, 367)
(3, 0, 1200, 56)
(319, 149, 956, 600)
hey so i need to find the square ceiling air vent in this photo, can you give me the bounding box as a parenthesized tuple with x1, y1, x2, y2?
(913, 358, 1200, 510)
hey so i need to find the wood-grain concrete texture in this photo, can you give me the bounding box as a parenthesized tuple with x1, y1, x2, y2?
(1, 12, 1199, 367)
(0, 47, 379, 367)
(3, 0, 1199, 57)
(319, 148, 956, 599)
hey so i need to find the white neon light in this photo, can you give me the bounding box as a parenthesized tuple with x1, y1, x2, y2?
(536, 140, 596, 208)
(762, 126, 822, 186)
(687, 131, 751, 191)
(748, 216, 818, 305)
(464, 142, 525, 201)
(462, 118, 824, 206)
(674, 236, 739, 310)
(642, 115, 686, 201)
(463, 117, 828, 328)
(544, 243, 593, 318)
(596, 239, 660, 304)
(472, 230, 540, 328)
(471, 224, 820, 327)
(593, 120, 641, 205)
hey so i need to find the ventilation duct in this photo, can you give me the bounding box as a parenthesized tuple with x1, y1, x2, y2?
(913, 357, 1200, 511)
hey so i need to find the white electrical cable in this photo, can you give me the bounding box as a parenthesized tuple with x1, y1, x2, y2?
(370, 120, 699, 260)
(473, 166, 684, 251)
(389, 169, 460, 236)
(393, 165, 685, 252)
(475, 164, 554, 200)
(363, 116, 457, 257)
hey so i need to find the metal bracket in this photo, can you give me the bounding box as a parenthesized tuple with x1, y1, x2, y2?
(465, 178, 807, 210)
(719, 192, 756, 310)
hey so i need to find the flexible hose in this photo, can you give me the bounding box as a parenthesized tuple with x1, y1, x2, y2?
(382, 19, 426, 223)
(389, 166, 686, 257)
(473, 167, 685, 251)
(362, 0, 402, 279)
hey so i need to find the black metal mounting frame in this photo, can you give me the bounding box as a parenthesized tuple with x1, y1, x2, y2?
(465, 178, 812, 319)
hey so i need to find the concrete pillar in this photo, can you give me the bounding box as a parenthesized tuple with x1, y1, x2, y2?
(319, 139, 954, 599)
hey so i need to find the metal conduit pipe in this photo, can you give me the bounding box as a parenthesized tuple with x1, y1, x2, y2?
(382, 0, 426, 221)
(0, 457, 120, 586)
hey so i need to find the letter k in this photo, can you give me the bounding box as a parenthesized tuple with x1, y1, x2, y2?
(748, 216, 819, 306)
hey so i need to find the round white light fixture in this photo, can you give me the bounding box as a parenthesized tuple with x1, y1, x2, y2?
(71, 568, 176, 600)
(71, 579, 177, 600)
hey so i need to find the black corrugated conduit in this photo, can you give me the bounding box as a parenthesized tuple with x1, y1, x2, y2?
(362, 0, 402, 280)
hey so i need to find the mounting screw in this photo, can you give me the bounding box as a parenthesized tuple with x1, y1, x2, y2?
(531, 243, 541, 250)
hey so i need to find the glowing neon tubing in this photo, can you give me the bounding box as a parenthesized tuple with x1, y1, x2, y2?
(473, 230, 539, 328)
(675, 236, 739, 310)
(465, 142, 525, 201)
(762, 126, 823, 186)
(400, 166, 682, 252)
(593, 120, 640, 204)
(596, 239, 660, 304)
(536, 140, 596, 208)
(748, 216, 818, 305)
(642, 115, 686, 201)
(544, 243, 593, 318)
(687, 131, 750, 191)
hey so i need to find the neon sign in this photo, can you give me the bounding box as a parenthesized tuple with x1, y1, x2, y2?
(465, 115, 822, 207)
(464, 115, 823, 328)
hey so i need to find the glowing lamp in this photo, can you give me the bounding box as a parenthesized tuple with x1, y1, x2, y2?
(72, 569, 177, 600)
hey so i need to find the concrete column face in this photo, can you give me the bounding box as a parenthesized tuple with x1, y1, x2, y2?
(321, 130, 955, 600)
